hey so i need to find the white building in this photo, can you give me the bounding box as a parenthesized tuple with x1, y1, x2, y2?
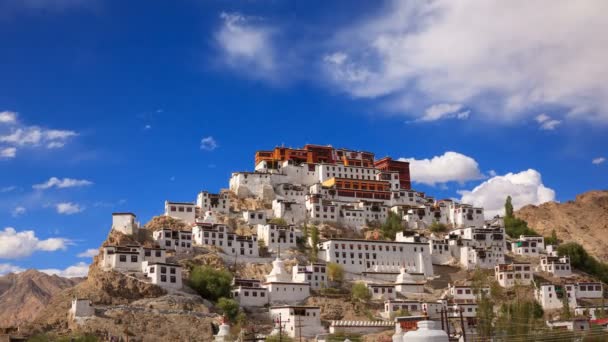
(495, 263, 533, 288)
(394, 267, 426, 295)
(269, 306, 324, 339)
(111, 212, 139, 235)
(367, 283, 397, 300)
(69, 298, 94, 322)
(264, 257, 310, 304)
(192, 223, 259, 257)
(232, 278, 269, 307)
(546, 318, 590, 332)
(421, 300, 448, 320)
(540, 256, 572, 277)
(535, 283, 577, 310)
(164, 201, 196, 224)
(448, 284, 490, 303)
(576, 282, 604, 299)
(142, 261, 183, 289)
(459, 245, 505, 270)
(242, 210, 267, 225)
(428, 238, 453, 265)
(292, 263, 328, 291)
(272, 200, 307, 225)
(196, 191, 231, 214)
(100, 245, 145, 272)
(152, 228, 193, 253)
(256, 224, 301, 253)
(317, 238, 433, 277)
(384, 299, 424, 318)
(449, 203, 485, 228)
(511, 235, 545, 256)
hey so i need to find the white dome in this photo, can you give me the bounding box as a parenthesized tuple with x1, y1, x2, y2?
(266, 257, 291, 282)
(401, 321, 448, 342)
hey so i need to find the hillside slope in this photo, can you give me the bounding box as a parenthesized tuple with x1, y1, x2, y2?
(516, 190, 608, 262)
(0, 270, 82, 327)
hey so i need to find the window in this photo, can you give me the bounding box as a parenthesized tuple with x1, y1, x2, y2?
(119, 255, 127, 262)
(170, 268, 176, 274)
(161, 275, 167, 282)
(131, 255, 138, 262)
(161, 266, 167, 273)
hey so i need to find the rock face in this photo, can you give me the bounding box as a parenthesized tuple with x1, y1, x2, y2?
(516, 190, 608, 262)
(0, 270, 82, 327)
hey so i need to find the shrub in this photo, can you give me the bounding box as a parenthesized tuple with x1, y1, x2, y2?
(268, 217, 288, 225)
(327, 262, 344, 284)
(351, 283, 371, 302)
(429, 221, 448, 233)
(381, 211, 403, 240)
(216, 297, 240, 322)
(189, 265, 232, 301)
(557, 242, 608, 283)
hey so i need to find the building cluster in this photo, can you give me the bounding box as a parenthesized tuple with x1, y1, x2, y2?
(88, 144, 608, 341)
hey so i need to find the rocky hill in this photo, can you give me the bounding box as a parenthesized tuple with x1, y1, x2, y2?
(0, 270, 82, 328)
(516, 190, 608, 262)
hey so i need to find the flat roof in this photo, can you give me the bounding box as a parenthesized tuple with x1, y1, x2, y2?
(112, 212, 136, 216)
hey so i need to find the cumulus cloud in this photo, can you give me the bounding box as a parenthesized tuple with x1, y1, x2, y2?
(399, 152, 484, 186)
(215, 12, 278, 80)
(33, 177, 93, 190)
(535, 114, 561, 130)
(0, 147, 16, 159)
(0, 227, 70, 259)
(323, 0, 608, 124)
(0, 111, 17, 124)
(77, 248, 99, 258)
(200, 136, 218, 151)
(418, 103, 470, 122)
(458, 169, 556, 218)
(55, 202, 83, 215)
(11, 206, 26, 217)
(40, 262, 89, 278)
(592, 157, 606, 165)
(0, 112, 78, 157)
(0, 263, 25, 275)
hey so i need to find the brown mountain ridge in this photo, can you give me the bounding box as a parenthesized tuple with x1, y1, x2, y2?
(516, 190, 608, 262)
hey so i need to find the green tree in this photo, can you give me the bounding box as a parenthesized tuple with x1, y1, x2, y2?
(310, 225, 320, 262)
(476, 292, 495, 340)
(216, 297, 240, 322)
(505, 196, 514, 218)
(327, 262, 344, 284)
(544, 229, 559, 245)
(503, 216, 538, 238)
(428, 221, 448, 233)
(189, 265, 233, 301)
(561, 292, 572, 320)
(558, 242, 608, 283)
(381, 211, 403, 240)
(351, 282, 371, 302)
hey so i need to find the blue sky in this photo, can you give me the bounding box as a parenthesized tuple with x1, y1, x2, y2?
(1, 0, 606, 276)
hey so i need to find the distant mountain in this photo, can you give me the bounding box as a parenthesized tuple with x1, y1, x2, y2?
(516, 190, 608, 262)
(0, 269, 82, 328)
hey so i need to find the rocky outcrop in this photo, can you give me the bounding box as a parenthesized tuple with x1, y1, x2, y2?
(516, 190, 608, 262)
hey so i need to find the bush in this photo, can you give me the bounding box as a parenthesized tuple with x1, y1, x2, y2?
(503, 216, 538, 238)
(189, 265, 232, 301)
(265, 333, 294, 342)
(327, 262, 344, 284)
(381, 211, 403, 240)
(268, 217, 288, 225)
(351, 282, 371, 302)
(429, 221, 448, 233)
(557, 242, 608, 283)
(216, 297, 240, 322)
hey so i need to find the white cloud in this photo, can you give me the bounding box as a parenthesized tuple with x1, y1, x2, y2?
(535, 113, 561, 130)
(0, 147, 16, 159)
(77, 248, 98, 258)
(40, 262, 89, 278)
(33, 177, 93, 190)
(458, 169, 556, 218)
(215, 12, 278, 80)
(0, 263, 25, 275)
(0, 227, 70, 259)
(0, 111, 17, 124)
(592, 157, 605, 165)
(55, 202, 83, 215)
(323, 1, 608, 124)
(200, 136, 218, 151)
(0, 186, 17, 193)
(399, 151, 484, 185)
(11, 206, 26, 217)
(418, 103, 470, 122)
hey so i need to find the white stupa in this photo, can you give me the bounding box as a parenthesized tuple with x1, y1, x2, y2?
(401, 320, 448, 342)
(214, 316, 231, 342)
(392, 323, 404, 342)
(396, 267, 417, 284)
(266, 256, 291, 283)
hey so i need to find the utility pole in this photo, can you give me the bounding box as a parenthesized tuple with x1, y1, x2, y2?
(459, 307, 466, 342)
(273, 312, 290, 342)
